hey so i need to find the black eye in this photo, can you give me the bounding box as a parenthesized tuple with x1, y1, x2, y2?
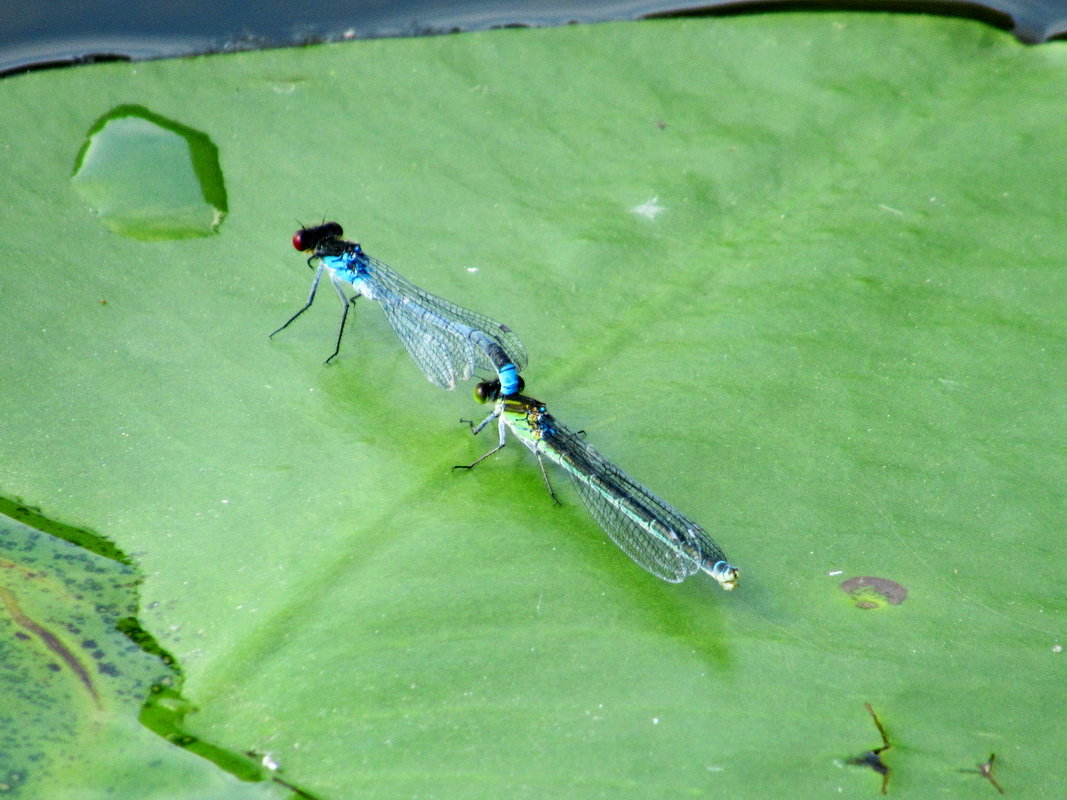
(474, 381, 500, 403)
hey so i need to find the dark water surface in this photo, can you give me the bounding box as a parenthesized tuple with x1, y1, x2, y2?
(1, 0, 1063, 76)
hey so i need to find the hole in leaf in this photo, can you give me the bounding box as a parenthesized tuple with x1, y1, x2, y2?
(71, 104, 227, 240)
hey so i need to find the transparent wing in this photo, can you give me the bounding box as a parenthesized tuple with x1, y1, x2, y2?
(540, 420, 729, 584)
(379, 300, 466, 389)
(362, 253, 527, 387)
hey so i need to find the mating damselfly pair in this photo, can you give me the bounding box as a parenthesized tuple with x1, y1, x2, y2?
(273, 222, 739, 591)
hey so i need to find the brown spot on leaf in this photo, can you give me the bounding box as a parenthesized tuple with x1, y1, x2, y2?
(840, 576, 907, 609)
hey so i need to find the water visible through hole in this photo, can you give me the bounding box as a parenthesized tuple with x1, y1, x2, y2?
(71, 104, 227, 240)
(0, 499, 319, 798)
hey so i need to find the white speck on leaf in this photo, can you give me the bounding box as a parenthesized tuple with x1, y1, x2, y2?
(631, 196, 665, 220)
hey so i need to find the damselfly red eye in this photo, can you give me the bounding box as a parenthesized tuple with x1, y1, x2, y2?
(292, 221, 343, 252)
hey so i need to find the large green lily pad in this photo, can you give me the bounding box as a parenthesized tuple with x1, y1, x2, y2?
(0, 13, 1064, 798)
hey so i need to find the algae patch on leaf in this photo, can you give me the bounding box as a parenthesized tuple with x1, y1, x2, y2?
(0, 508, 307, 799)
(0, 512, 178, 795)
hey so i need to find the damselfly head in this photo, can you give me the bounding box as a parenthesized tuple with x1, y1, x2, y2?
(292, 221, 344, 252)
(473, 380, 501, 404)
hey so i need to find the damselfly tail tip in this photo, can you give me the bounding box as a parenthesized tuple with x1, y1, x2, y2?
(707, 561, 739, 591)
(497, 365, 524, 397)
(474, 374, 524, 403)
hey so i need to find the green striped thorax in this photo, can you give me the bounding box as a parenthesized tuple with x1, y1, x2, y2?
(473, 379, 545, 447)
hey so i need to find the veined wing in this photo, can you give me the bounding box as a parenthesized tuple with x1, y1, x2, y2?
(362, 253, 527, 383)
(541, 419, 727, 583)
(378, 299, 472, 389)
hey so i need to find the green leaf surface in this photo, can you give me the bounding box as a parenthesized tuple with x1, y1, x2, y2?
(1, 13, 1064, 798)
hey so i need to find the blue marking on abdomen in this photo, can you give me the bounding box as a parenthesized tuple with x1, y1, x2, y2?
(498, 363, 521, 396)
